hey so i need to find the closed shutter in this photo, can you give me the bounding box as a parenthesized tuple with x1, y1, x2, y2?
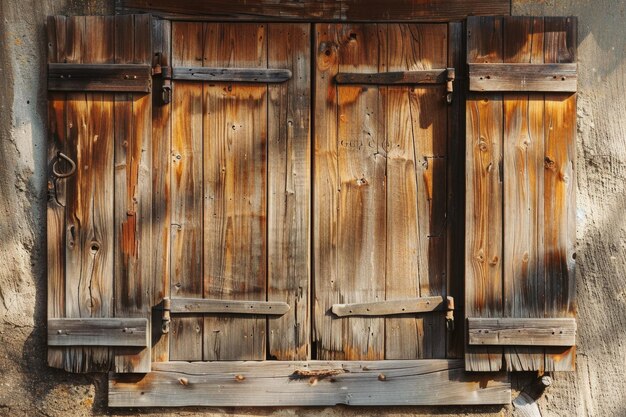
(465, 16, 577, 372)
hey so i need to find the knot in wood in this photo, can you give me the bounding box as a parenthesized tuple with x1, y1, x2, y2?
(544, 157, 557, 171)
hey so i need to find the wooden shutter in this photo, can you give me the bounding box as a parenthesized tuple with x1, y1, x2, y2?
(46, 14, 162, 373)
(465, 16, 577, 372)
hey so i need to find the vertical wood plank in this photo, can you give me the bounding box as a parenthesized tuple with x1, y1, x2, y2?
(113, 14, 153, 373)
(313, 23, 340, 359)
(151, 17, 172, 364)
(47, 15, 68, 369)
(465, 16, 504, 372)
(446, 20, 466, 359)
(203, 23, 268, 360)
(385, 23, 448, 360)
(543, 17, 577, 372)
(64, 16, 115, 372)
(335, 24, 386, 360)
(502, 16, 546, 372)
(267, 23, 311, 360)
(170, 21, 204, 360)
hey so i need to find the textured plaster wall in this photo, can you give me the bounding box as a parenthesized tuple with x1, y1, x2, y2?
(0, 0, 624, 415)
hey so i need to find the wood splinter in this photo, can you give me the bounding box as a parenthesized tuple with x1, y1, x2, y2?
(293, 369, 345, 378)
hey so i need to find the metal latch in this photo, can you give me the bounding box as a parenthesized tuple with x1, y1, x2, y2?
(152, 52, 172, 105)
(446, 68, 455, 104)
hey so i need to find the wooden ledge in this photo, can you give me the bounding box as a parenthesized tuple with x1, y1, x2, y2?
(109, 360, 511, 407)
(468, 318, 576, 346)
(48, 318, 148, 347)
(469, 63, 577, 92)
(48, 63, 152, 92)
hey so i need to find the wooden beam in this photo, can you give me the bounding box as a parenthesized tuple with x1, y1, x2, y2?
(172, 67, 292, 83)
(48, 63, 152, 92)
(332, 296, 451, 317)
(469, 63, 577, 92)
(109, 360, 511, 407)
(169, 298, 290, 315)
(468, 318, 576, 346)
(335, 69, 447, 85)
(116, 0, 511, 22)
(48, 318, 148, 347)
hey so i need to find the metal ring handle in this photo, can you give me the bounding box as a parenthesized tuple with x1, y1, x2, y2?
(52, 152, 76, 179)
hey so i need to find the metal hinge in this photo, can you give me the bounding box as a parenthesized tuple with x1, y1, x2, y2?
(152, 52, 172, 105)
(446, 68, 455, 104)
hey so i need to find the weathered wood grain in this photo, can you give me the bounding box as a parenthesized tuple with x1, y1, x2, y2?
(335, 69, 447, 85)
(113, 13, 153, 373)
(47, 15, 68, 369)
(116, 0, 511, 22)
(63, 15, 115, 372)
(468, 318, 576, 346)
(170, 21, 204, 361)
(502, 16, 545, 372)
(335, 24, 386, 360)
(543, 16, 577, 372)
(170, 298, 290, 315)
(469, 63, 577, 92)
(150, 17, 172, 364)
(47, 63, 152, 92)
(332, 296, 447, 317)
(313, 23, 341, 360)
(267, 23, 311, 360)
(109, 360, 511, 407)
(48, 318, 148, 347)
(202, 23, 267, 361)
(465, 16, 504, 372)
(173, 67, 291, 82)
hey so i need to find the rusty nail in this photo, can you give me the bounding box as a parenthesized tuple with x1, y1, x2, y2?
(378, 373, 386, 381)
(179, 377, 189, 386)
(235, 374, 245, 382)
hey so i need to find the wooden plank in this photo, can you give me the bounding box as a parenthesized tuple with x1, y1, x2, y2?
(109, 359, 511, 407)
(150, 17, 172, 364)
(47, 15, 68, 369)
(172, 67, 291, 82)
(335, 69, 447, 85)
(63, 15, 116, 373)
(465, 16, 504, 372)
(48, 318, 148, 347)
(116, 0, 511, 22)
(267, 23, 311, 360)
(202, 23, 268, 361)
(170, 21, 204, 361)
(313, 23, 341, 360)
(47, 63, 152, 92)
(446, 20, 466, 359)
(113, 13, 153, 373)
(469, 63, 577, 92)
(502, 16, 546, 372)
(170, 298, 289, 315)
(543, 16, 577, 372)
(335, 24, 386, 360)
(332, 296, 448, 317)
(468, 318, 576, 346)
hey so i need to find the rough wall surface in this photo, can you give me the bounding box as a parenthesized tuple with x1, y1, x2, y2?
(0, 0, 624, 416)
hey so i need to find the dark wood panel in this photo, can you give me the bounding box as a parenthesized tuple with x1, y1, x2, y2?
(48, 63, 152, 92)
(117, 0, 510, 22)
(468, 318, 576, 346)
(469, 63, 577, 92)
(173, 67, 291, 82)
(335, 69, 447, 85)
(109, 360, 511, 407)
(48, 318, 148, 347)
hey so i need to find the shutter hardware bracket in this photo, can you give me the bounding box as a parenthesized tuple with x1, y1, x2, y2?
(152, 52, 172, 105)
(446, 68, 455, 104)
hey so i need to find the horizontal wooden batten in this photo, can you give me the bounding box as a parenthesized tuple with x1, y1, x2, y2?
(116, 0, 510, 22)
(335, 69, 450, 85)
(468, 318, 577, 346)
(168, 298, 290, 315)
(47, 63, 152, 92)
(48, 318, 148, 347)
(172, 67, 292, 83)
(332, 296, 452, 317)
(469, 63, 577, 92)
(109, 360, 511, 407)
